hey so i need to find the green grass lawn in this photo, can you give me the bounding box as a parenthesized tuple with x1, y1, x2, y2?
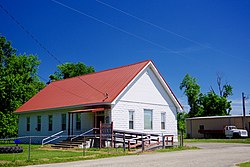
(237, 161, 250, 167)
(156, 146, 199, 152)
(184, 138, 250, 144)
(0, 143, 197, 166)
(0, 143, 130, 167)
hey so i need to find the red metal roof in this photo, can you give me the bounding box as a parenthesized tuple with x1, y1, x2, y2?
(16, 60, 151, 113)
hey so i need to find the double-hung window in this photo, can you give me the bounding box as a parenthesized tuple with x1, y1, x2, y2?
(199, 125, 204, 130)
(129, 110, 134, 129)
(37, 116, 41, 131)
(144, 109, 153, 129)
(61, 114, 66, 131)
(161, 112, 166, 130)
(76, 113, 81, 130)
(26, 117, 30, 131)
(48, 115, 53, 131)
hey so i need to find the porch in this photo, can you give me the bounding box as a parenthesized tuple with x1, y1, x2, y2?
(50, 121, 174, 151)
(67, 105, 111, 137)
(46, 106, 175, 150)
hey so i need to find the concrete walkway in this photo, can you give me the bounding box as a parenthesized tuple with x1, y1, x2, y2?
(28, 143, 250, 167)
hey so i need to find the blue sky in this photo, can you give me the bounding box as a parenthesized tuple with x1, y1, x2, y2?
(1, 0, 250, 115)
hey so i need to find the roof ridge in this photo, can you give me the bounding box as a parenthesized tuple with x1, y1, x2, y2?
(52, 60, 151, 84)
(88, 59, 151, 76)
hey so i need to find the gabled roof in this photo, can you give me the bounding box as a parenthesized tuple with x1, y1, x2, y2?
(16, 60, 182, 113)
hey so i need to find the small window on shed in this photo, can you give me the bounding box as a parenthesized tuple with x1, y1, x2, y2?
(199, 125, 204, 130)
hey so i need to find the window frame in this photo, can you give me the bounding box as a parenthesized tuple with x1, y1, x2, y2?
(76, 113, 81, 131)
(26, 117, 30, 132)
(48, 115, 53, 131)
(61, 114, 66, 131)
(144, 109, 153, 130)
(199, 125, 204, 130)
(161, 112, 166, 130)
(37, 116, 41, 131)
(129, 110, 134, 129)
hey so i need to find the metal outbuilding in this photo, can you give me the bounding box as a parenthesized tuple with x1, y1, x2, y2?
(186, 115, 250, 138)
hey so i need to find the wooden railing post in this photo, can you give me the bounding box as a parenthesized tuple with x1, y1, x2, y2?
(123, 132, 126, 152)
(111, 122, 113, 148)
(114, 131, 116, 149)
(162, 134, 165, 149)
(141, 134, 144, 152)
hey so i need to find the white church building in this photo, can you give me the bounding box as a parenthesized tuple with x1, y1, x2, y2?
(15, 60, 182, 143)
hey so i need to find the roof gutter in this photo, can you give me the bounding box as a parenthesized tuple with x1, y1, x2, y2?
(15, 102, 111, 114)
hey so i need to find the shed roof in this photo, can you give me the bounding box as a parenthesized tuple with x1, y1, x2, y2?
(16, 60, 182, 113)
(186, 115, 250, 120)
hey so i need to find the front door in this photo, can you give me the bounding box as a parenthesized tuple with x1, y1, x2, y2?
(96, 116, 104, 128)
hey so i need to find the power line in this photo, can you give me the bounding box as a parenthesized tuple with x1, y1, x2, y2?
(77, 77, 106, 96)
(0, 3, 62, 64)
(50, 0, 194, 61)
(38, 74, 90, 99)
(96, 0, 206, 47)
(96, 0, 249, 62)
(0, 2, 107, 98)
(40, 75, 106, 100)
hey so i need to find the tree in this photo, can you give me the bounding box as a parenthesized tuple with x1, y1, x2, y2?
(177, 111, 188, 132)
(180, 74, 202, 117)
(199, 92, 232, 116)
(201, 74, 233, 116)
(210, 74, 233, 98)
(49, 62, 95, 82)
(0, 36, 45, 138)
(180, 74, 233, 117)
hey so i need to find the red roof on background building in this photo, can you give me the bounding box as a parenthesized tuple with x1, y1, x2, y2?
(16, 60, 151, 113)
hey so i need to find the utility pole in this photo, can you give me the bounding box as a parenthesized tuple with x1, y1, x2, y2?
(242, 92, 246, 130)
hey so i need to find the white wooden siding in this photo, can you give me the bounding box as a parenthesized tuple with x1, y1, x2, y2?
(111, 67, 178, 141)
(18, 65, 179, 142)
(18, 111, 94, 140)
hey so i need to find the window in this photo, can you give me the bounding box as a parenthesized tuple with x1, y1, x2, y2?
(48, 115, 53, 131)
(61, 114, 66, 131)
(199, 125, 204, 130)
(129, 111, 134, 129)
(161, 112, 166, 130)
(144, 109, 153, 129)
(26, 117, 30, 131)
(76, 113, 81, 130)
(37, 116, 41, 131)
(105, 116, 110, 124)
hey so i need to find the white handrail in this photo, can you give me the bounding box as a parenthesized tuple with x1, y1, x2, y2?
(71, 128, 94, 141)
(42, 130, 64, 146)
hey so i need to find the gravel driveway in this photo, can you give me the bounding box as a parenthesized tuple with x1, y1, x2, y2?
(28, 143, 250, 167)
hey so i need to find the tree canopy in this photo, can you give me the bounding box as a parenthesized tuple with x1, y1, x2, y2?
(0, 36, 45, 138)
(177, 112, 188, 132)
(180, 74, 232, 118)
(49, 62, 95, 82)
(180, 74, 203, 117)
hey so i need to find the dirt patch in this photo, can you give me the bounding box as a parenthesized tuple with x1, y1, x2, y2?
(0, 160, 9, 164)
